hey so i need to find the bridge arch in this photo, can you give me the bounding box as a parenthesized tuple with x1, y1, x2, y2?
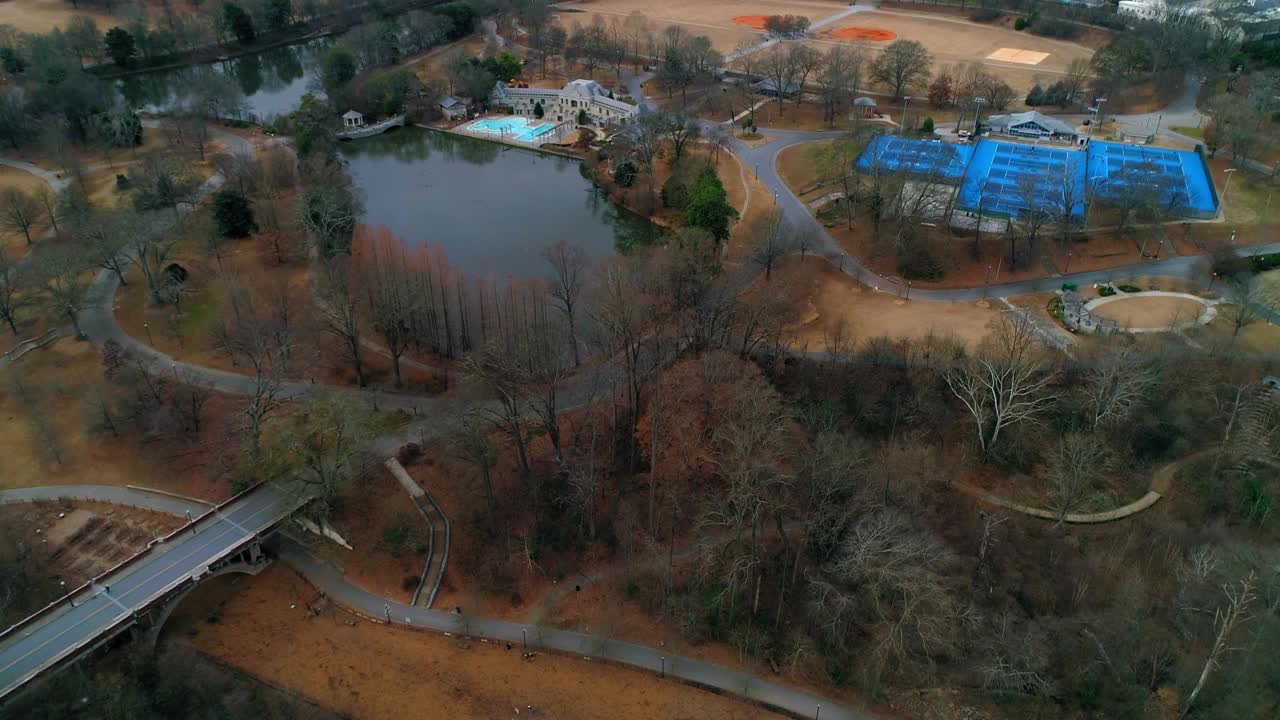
(143, 556, 270, 650)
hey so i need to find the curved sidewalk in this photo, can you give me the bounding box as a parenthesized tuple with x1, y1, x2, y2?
(1, 485, 875, 720)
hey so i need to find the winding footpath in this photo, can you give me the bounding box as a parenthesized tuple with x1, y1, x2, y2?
(3, 73, 1276, 719)
(0, 485, 873, 720)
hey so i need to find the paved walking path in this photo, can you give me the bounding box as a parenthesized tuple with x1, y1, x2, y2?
(0, 485, 874, 720)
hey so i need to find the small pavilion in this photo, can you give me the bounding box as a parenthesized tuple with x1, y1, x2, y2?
(342, 110, 365, 129)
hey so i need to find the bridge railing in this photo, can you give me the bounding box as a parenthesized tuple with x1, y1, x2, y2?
(0, 481, 273, 646)
(0, 495, 306, 701)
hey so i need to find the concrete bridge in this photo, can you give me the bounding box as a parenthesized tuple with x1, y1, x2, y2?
(0, 483, 307, 703)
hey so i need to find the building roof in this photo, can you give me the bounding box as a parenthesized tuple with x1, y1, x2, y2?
(342, 110, 363, 120)
(987, 110, 1078, 135)
(853, 96, 877, 106)
(562, 79, 610, 98)
(752, 78, 800, 94)
(439, 96, 463, 108)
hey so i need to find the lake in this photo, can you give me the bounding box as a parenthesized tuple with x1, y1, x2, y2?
(339, 126, 659, 278)
(118, 37, 334, 121)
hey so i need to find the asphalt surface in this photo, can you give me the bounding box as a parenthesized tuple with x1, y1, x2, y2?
(0, 484, 301, 701)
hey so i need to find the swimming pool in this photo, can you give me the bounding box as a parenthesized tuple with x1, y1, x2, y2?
(467, 116, 557, 143)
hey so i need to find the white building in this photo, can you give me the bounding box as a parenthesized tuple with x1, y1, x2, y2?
(1119, 0, 1165, 20)
(490, 79, 638, 128)
(986, 111, 1080, 140)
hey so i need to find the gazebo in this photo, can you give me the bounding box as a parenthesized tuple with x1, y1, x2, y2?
(854, 97, 877, 118)
(342, 110, 365, 129)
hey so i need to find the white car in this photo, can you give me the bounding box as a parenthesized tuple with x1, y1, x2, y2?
(957, 129, 972, 138)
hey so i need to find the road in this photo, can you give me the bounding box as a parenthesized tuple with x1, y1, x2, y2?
(0, 485, 875, 719)
(0, 483, 302, 701)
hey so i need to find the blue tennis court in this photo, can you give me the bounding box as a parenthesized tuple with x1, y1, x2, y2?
(958, 140, 1087, 219)
(855, 136, 972, 180)
(853, 136, 1218, 220)
(1086, 141, 1216, 216)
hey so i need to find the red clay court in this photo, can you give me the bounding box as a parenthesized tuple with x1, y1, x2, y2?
(823, 27, 896, 41)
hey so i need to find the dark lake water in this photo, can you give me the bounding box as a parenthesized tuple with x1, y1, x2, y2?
(118, 37, 334, 121)
(339, 126, 659, 278)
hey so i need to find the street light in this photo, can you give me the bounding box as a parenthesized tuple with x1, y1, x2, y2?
(900, 95, 911, 135)
(972, 96, 988, 136)
(1221, 168, 1237, 210)
(1085, 174, 1105, 229)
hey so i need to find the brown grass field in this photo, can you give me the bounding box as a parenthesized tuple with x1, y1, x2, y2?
(0, 0, 115, 34)
(557, 0, 1094, 96)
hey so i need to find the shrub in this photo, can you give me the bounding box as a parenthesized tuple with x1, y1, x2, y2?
(1030, 18, 1081, 39)
(1061, 282, 1079, 292)
(1048, 295, 1065, 320)
(1026, 84, 1045, 106)
(661, 174, 691, 209)
(1249, 252, 1280, 273)
(533, 100, 544, 119)
(920, 116, 934, 133)
(612, 160, 638, 188)
(969, 8, 1003, 22)
(213, 189, 257, 238)
(1014, 17, 1029, 31)
(1132, 421, 1184, 462)
(1098, 285, 1117, 297)
(1116, 283, 1142, 293)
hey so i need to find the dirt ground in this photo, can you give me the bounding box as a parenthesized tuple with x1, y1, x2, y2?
(0, 336, 244, 501)
(1090, 296, 1209, 330)
(0, 165, 54, 257)
(807, 8, 1095, 95)
(752, 256, 1002, 350)
(169, 564, 785, 720)
(0, 0, 115, 33)
(307, 466, 427, 605)
(0, 501, 181, 588)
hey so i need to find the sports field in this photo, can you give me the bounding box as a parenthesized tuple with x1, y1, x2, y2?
(958, 141, 1087, 218)
(556, 0, 1095, 93)
(857, 137, 1218, 220)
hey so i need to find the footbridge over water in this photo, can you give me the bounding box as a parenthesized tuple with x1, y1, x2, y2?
(0, 482, 308, 702)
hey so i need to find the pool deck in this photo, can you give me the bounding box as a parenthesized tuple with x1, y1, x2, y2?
(419, 123, 585, 161)
(455, 113, 574, 148)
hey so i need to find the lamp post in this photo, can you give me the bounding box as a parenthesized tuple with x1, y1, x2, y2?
(900, 95, 911, 135)
(1086, 97, 1106, 141)
(972, 96, 987, 136)
(144, 322, 153, 345)
(1085, 174, 1105, 229)
(1221, 168, 1237, 211)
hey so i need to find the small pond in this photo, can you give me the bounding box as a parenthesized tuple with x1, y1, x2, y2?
(118, 37, 334, 121)
(339, 126, 660, 278)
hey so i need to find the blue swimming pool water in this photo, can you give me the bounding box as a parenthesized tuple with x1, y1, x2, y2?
(468, 116, 556, 143)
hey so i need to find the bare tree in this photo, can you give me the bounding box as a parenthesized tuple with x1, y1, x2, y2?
(543, 240, 589, 367)
(1047, 433, 1106, 524)
(1084, 351, 1160, 430)
(211, 287, 294, 456)
(464, 341, 535, 487)
(1181, 572, 1258, 718)
(0, 189, 40, 247)
(40, 247, 92, 338)
(124, 223, 179, 306)
(760, 44, 798, 113)
(749, 210, 798, 280)
(1222, 275, 1274, 350)
(869, 39, 933, 99)
(787, 44, 821, 106)
(0, 254, 35, 335)
(448, 411, 499, 528)
(945, 312, 1057, 457)
(316, 258, 366, 387)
